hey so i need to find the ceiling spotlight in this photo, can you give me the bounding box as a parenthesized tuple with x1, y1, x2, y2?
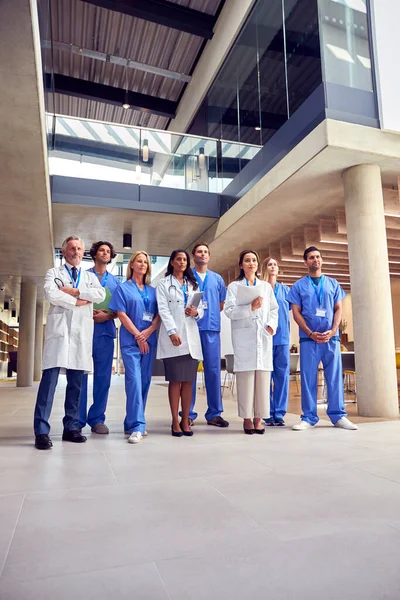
(123, 233, 132, 250)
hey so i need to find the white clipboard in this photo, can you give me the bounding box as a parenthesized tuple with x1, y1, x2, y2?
(189, 291, 204, 308)
(236, 283, 265, 305)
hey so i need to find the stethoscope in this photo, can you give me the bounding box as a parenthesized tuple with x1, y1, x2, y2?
(54, 277, 72, 289)
(167, 275, 187, 305)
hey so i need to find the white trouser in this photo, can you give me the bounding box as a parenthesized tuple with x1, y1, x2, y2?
(236, 370, 271, 419)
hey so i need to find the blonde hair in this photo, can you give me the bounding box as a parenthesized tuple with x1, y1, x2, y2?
(261, 256, 279, 280)
(126, 251, 152, 285)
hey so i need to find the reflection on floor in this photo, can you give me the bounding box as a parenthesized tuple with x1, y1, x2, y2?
(0, 375, 400, 599)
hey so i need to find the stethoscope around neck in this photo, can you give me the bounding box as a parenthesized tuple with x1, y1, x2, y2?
(167, 275, 186, 305)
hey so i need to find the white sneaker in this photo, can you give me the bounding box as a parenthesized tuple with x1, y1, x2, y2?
(128, 431, 143, 444)
(334, 417, 358, 430)
(143, 430, 148, 437)
(292, 421, 314, 431)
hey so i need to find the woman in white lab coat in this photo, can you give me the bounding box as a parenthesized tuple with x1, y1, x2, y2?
(157, 249, 204, 437)
(224, 250, 278, 434)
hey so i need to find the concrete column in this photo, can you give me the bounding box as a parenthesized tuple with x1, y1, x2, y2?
(17, 281, 37, 387)
(343, 164, 398, 417)
(33, 302, 44, 381)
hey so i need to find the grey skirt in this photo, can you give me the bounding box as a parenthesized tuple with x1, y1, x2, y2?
(163, 354, 199, 382)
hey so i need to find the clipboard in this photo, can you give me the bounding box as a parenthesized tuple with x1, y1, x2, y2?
(236, 283, 265, 306)
(189, 291, 203, 308)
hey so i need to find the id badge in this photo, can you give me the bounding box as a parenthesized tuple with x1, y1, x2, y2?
(143, 311, 154, 322)
(316, 308, 326, 317)
(202, 301, 208, 309)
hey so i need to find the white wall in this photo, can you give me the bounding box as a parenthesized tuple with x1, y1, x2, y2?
(370, 0, 400, 132)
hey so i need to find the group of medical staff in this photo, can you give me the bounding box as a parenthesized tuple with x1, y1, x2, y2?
(33, 236, 357, 451)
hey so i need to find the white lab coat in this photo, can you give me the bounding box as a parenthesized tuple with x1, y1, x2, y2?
(42, 264, 106, 373)
(224, 278, 279, 372)
(156, 275, 204, 361)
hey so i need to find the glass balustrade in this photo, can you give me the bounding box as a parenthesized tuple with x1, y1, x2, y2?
(48, 114, 262, 194)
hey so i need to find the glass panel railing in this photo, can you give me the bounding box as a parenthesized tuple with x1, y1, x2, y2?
(48, 114, 261, 193)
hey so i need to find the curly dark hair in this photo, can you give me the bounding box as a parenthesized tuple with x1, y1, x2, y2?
(166, 249, 198, 290)
(89, 241, 117, 263)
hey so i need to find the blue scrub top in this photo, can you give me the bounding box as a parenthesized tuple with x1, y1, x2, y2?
(193, 269, 226, 332)
(109, 280, 158, 348)
(273, 282, 291, 346)
(287, 275, 346, 339)
(91, 271, 120, 339)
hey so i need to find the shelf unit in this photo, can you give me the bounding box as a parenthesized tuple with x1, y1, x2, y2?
(0, 320, 18, 378)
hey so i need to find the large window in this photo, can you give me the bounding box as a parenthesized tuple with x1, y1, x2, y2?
(190, 0, 322, 146)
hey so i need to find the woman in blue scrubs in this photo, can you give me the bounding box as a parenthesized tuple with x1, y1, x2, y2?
(109, 251, 160, 444)
(261, 257, 291, 426)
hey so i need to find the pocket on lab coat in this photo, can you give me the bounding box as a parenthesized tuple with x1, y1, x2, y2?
(46, 313, 66, 339)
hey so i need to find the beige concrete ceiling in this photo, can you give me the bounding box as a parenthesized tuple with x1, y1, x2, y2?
(52, 204, 216, 257)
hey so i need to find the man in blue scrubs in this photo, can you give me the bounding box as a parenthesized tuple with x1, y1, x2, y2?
(79, 241, 120, 434)
(287, 246, 357, 431)
(189, 242, 229, 427)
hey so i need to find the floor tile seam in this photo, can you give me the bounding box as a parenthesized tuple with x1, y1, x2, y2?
(0, 492, 26, 500)
(21, 481, 120, 498)
(0, 558, 168, 586)
(387, 523, 400, 535)
(102, 451, 119, 484)
(153, 561, 173, 600)
(0, 492, 26, 581)
(349, 463, 400, 487)
(209, 484, 273, 535)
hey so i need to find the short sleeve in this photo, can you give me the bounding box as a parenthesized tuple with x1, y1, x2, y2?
(108, 284, 126, 313)
(283, 284, 292, 310)
(286, 282, 302, 307)
(219, 276, 227, 302)
(333, 280, 346, 303)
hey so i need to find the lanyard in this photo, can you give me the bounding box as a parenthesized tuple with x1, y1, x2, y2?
(90, 267, 109, 288)
(181, 279, 188, 306)
(131, 280, 150, 311)
(308, 275, 324, 307)
(64, 265, 81, 289)
(245, 278, 256, 286)
(193, 268, 208, 292)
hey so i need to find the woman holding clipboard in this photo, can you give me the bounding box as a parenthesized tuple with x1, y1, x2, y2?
(156, 249, 204, 437)
(224, 250, 278, 434)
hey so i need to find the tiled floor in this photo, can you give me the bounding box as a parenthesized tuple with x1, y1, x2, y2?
(0, 376, 400, 599)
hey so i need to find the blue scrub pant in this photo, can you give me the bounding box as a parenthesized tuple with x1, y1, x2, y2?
(190, 330, 223, 421)
(122, 343, 156, 434)
(79, 335, 114, 428)
(299, 339, 347, 425)
(34, 367, 83, 435)
(270, 344, 290, 419)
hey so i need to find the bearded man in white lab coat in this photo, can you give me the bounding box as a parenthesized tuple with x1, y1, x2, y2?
(33, 236, 106, 450)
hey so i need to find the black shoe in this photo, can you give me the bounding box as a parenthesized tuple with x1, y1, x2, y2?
(179, 422, 194, 437)
(274, 417, 285, 426)
(35, 434, 53, 450)
(253, 428, 265, 435)
(62, 430, 87, 443)
(171, 425, 183, 438)
(264, 417, 275, 426)
(207, 416, 229, 428)
(243, 427, 255, 435)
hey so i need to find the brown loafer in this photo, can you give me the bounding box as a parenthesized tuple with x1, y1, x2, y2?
(91, 423, 109, 434)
